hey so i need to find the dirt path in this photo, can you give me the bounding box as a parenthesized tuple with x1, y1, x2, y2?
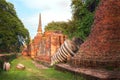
(32, 61, 48, 69)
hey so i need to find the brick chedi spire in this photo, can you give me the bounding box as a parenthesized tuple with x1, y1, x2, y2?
(33, 13, 43, 56)
(71, 0, 120, 69)
(37, 13, 42, 34)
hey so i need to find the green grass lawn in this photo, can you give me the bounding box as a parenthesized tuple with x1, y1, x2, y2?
(0, 56, 85, 80)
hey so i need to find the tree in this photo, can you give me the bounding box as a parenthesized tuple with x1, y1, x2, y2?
(45, 21, 67, 32)
(44, 0, 99, 40)
(0, 0, 30, 53)
(70, 0, 100, 40)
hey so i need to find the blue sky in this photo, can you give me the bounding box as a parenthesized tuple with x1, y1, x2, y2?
(6, 0, 72, 39)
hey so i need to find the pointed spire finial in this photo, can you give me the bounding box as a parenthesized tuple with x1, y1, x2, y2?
(37, 13, 42, 34)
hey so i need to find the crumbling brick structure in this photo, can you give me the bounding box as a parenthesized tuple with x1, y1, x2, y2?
(22, 14, 66, 63)
(35, 31, 66, 63)
(70, 0, 120, 69)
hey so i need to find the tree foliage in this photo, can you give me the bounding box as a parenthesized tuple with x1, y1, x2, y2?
(0, 0, 30, 53)
(45, 21, 76, 38)
(70, 0, 99, 39)
(45, 21, 67, 32)
(45, 0, 100, 40)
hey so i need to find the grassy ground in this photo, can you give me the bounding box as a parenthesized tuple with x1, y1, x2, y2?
(0, 56, 85, 80)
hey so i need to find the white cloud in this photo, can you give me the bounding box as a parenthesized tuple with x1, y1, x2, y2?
(7, 0, 72, 38)
(22, 10, 72, 38)
(20, 0, 71, 10)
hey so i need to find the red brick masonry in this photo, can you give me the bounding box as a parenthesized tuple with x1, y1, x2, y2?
(71, 0, 120, 68)
(55, 63, 120, 80)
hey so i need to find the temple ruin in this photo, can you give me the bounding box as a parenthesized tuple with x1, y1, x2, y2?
(22, 14, 66, 63)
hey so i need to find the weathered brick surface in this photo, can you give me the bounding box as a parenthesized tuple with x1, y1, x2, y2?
(71, 0, 120, 68)
(34, 31, 66, 63)
(22, 14, 66, 63)
(55, 63, 120, 80)
(24, 30, 66, 63)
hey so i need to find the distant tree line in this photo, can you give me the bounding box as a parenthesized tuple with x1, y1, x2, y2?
(0, 0, 30, 53)
(45, 0, 99, 40)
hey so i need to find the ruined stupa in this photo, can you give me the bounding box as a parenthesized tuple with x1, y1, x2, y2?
(71, 0, 120, 68)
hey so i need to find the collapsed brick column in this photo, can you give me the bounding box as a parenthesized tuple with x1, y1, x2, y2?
(71, 0, 120, 68)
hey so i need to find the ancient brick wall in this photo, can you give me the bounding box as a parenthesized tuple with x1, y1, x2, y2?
(24, 31, 66, 63)
(22, 13, 66, 63)
(33, 33, 42, 56)
(70, 0, 120, 68)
